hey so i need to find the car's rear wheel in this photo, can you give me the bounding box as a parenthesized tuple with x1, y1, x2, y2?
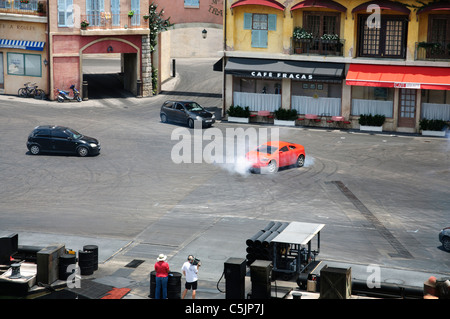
(296, 154, 305, 167)
(267, 160, 278, 174)
(77, 146, 89, 157)
(443, 237, 450, 251)
(161, 113, 168, 123)
(30, 145, 40, 155)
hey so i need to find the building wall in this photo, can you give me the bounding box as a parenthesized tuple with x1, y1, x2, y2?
(0, 18, 48, 96)
(223, 0, 450, 133)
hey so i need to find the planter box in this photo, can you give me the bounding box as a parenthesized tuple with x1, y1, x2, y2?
(359, 125, 382, 132)
(274, 119, 296, 126)
(421, 130, 446, 137)
(228, 116, 249, 124)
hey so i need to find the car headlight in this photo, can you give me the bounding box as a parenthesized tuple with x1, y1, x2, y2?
(196, 116, 203, 121)
(212, 114, 216, 119)
(89, 143, 98, 148)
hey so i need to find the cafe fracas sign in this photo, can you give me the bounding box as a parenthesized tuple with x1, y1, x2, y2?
(250, 71, 313, 81)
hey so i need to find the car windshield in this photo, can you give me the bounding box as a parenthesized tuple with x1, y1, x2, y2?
(256, 145, 278, 154)
(66, 128, 82, 139)
(184, 102, 204, 112)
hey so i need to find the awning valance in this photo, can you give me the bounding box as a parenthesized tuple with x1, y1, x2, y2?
(230, 0, 285, 11)
(0, 39, 45, 51)
(417, 2, 450, 14)
(346, 64, 450, 90)
(352, 0, 410, 14)
(225, 58, 345, 82)
(291, 0, 347, 13)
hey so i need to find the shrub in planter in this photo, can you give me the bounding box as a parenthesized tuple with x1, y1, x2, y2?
(358, 114, 385, 126)
(274, 108, 298, 121)
(227, 105, 250, 118)
(419, 118, 447, 131)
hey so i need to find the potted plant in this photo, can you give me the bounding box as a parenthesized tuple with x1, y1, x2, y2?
(321, 33, 339, 44)
(128, 10, 135, 18)
(37, 1, 46, 15)
(358, 114, 385, 132)
(80, 19, 89, 30)
(227, 105, 250, 123)
(274, 108, 298, 126)
(293, 27, 313, 42)
(419, 118, 447, 137)
(143, 15, 149, 21)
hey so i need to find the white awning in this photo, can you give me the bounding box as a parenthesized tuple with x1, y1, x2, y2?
(272, 222, 325, 245)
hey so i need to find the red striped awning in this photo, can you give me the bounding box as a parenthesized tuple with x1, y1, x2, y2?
(230, 0, 285, 11)
(352, 0, 410, 14)
(346, 64, 450, 91)
(417, 2, 450, 14)
(291, 0, 347, 12)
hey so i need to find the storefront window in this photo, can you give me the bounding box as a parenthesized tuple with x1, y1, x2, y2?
(233, 77, 281, 111)
(351, 86, 394, 118)
(291, 82, 342, 116)
(421, 90, 450, 121)
(7, 53, 41, 77)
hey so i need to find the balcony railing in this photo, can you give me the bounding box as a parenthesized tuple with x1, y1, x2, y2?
(415, 42, 450, 61)
(0, 0, 46, 16)
(292, 38, 345, 56)
(80, 13, 149, 30)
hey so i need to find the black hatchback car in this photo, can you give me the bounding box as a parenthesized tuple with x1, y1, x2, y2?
(160, 100, 215, 128)
(27, 125, 100, 157)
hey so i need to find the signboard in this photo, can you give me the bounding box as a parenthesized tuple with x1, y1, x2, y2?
(394, 82, 421, 89)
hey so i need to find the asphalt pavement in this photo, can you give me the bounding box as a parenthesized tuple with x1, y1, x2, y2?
(0, 57, 449, 301)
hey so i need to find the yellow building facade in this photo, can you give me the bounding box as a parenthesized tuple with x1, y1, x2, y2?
(222, 0, 450, 133)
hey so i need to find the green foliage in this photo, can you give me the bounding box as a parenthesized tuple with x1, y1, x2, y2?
(227, 105, 250, 118)
(419, 118, 447, 131)
(148, 2, 173, 52)
(358, 114, 386, 126)
(293, 27, 313, 41)
(151, 66, 158, 95)
(274, 108, 298, 121)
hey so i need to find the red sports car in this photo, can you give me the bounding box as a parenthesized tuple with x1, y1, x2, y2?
(246, 141, 305, 174)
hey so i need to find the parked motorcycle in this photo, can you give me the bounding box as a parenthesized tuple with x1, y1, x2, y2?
(57, 85, 82, 102)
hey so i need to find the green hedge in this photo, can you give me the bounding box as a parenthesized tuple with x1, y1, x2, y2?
(227, 105, 250, 118)
(358, 114, 385, 126)
(274, 108, 298, 121)
(419, 118, 447, 131)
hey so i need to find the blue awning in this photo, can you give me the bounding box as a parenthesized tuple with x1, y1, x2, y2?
(0, 39, 45, 51)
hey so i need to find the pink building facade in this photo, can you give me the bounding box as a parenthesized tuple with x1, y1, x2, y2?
(49, 0, 152, 100)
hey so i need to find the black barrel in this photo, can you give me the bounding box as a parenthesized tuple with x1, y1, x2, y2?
(150, 271, 182, 299)
(83, 245, 98, 271)
(59, 254, 76, 280)
(78, 250, 94, 276)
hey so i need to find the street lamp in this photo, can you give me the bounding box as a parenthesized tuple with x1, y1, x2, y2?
(202, 29, 207, 39)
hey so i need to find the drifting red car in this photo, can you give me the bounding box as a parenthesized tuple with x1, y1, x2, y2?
(246, 141, 305, 174)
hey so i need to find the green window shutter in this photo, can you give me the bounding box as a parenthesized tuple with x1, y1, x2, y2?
(252, 30, 268, 48)
(244, 13, 252, 30)
(268, 14, 277, 31)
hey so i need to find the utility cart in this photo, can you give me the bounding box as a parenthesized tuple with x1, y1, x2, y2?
(271, 222, 324, 280)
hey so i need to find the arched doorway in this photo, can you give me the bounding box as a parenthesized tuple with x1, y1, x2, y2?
(80, 37, 141, 98)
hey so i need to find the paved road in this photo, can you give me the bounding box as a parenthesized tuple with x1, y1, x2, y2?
(0, 58, 449, 299)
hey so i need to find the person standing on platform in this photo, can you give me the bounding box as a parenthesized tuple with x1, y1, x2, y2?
(154, 254, 170, 299)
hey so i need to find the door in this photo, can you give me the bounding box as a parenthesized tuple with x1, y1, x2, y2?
(51, 129, 74, 153)
(173, 102, 187, 123)
(398, 89, 416, 128)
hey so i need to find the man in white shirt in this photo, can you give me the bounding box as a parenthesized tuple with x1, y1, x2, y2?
(181, 255, 200, 299)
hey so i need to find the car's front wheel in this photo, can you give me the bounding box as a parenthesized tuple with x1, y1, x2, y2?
(266, 160, 278, 174)
(296, 154, 305, 167)
(30, 145, 40, 155)
(77, 146, 89, 157)
(188, 118, 194, 128)
(443, 237, 450, 251)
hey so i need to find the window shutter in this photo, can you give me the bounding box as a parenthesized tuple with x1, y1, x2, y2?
(252, 30, 268, 48)
(268, 14, 277, 31)
(244, 13, 252, 30)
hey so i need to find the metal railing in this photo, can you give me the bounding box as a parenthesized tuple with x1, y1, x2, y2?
(80, 13, 149, 30)
(415, 41, 450, 61)
(292, 38, 345, 56)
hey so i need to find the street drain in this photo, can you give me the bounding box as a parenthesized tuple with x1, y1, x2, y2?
(125, 259, 145, 268)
